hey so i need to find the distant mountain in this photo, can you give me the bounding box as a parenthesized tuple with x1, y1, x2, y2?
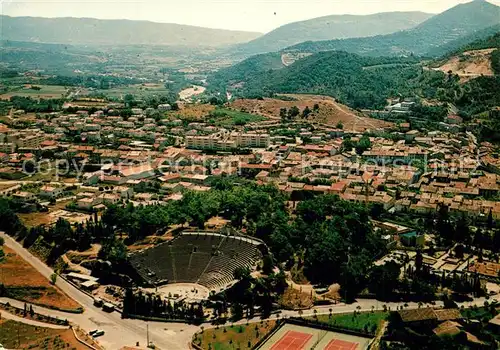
(285, 0, 500, 56)
(234, 11, 433, 55)
(0, 15, 262, 47)
(428, 24, 500, 57)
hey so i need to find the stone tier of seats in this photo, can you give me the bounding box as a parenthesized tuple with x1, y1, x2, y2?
(130, 232, 263, 291)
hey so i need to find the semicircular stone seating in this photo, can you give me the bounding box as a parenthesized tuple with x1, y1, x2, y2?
(130, 232, 263, 292)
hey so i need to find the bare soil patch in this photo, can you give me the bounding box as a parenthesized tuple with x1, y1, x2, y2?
(229, 94, 392, 132)
(0, 319, 90, 349)
(1, 246, 81, 311)
(279, 287, 314, 310)
(168, 103, 215, 120)
(436, 48, 495, 83)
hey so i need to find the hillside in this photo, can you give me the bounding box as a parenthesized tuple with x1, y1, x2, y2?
(0, 15, 262, 47)
(285, 0, 500, 56)
(434, 49, 497, 82)
(430, 30, 500, 82)
(234, 11, 432, 55)
(210, 52, 285, 93)
(427, 24, 500, 57)
(229, 95, 392, 131)
(210, 46, 500, 118)
(211, 51, 424, 109)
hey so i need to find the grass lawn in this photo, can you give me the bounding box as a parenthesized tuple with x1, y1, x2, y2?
(0, 319, 89, 349)
(461, 304, 499, 322)
(208, 107, 266, 127)
(309, 311, 388, 334)
(193, 320, 276, 350)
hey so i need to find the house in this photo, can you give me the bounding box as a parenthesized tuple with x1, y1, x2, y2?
(114, 186, 134, 199)
(81, 280, 100, 291)
(397, 308, 461, 326)
(118, 164, 156, 180)
(12, 191, 36, 202)
(82, 171, 103, 185)
(39, 185, 64, 199)
(100, 193, 121, 205)
(76, 197, 102, 210)
(400, 231, 425, 247)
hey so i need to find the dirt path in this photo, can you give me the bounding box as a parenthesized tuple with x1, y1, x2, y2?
(370, 320, 388, 350)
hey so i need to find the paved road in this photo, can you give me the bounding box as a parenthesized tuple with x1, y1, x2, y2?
(1, 233, 198, 350)
(2, 232, 494, 349)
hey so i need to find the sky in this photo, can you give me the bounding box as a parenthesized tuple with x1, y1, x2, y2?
(2, 0, 500, 33)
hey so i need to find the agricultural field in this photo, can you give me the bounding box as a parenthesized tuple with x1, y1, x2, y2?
(0, 319, 89, 350)
(0, 246, 82, 312)
(310, 311, 387, 334)
(193, 320, 276, 350)
(93, 83, 171, 98)
(0, 84, 69, 100)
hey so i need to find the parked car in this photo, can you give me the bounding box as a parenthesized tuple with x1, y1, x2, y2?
(102, 302, 114, 312)
(92, 330, 105, 338)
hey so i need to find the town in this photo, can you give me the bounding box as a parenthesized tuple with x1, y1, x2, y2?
(1, 1, 500, 350)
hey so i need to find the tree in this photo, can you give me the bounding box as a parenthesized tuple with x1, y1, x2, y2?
(487, 209, 494, 229)
(279, 108, 288, 122)
(368, 261, 400, 300)
(50, 273, 57, 285)
(302, 106, 311, 119)
(355, 136, 371, 155)
(262, 255, 275, 275)
(454, 244, 465, 259)
(313, 104, 320, 111)
(124, 94, 134, 107)
(230, 301, 244, 321)
(288, 106, 300, 119)
(336, 122, 343, 129)
(99, 238, 128, 266)
(415, 250, 423, 275)
(209, 97, 221, 105)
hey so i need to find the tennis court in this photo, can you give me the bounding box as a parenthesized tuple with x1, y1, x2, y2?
(270, 331, 313, 350)
(324, 338, 359, 350)
(257, 323, 372, 350)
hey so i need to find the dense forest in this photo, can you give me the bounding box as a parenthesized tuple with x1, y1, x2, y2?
(211, 49, 500, 116)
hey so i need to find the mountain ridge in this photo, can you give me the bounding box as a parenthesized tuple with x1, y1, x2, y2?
(0, 15, 262, 47)
(234, 11, 433, 55)
(284, 0, 500, 56)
